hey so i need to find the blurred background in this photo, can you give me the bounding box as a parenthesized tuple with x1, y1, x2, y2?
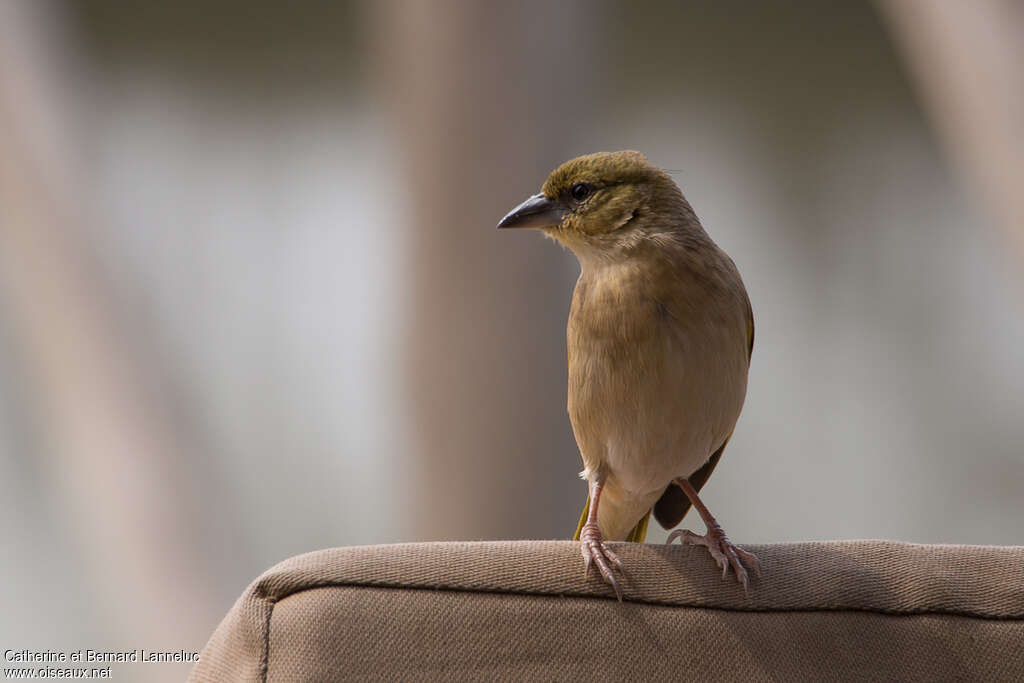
(1, 0, 1022, 678)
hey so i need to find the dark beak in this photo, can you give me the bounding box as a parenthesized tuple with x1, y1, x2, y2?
(497, 193, 568, 229)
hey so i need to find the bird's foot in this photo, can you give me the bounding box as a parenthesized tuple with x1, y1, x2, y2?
(668, 523, 761, 590)
(579, 522, 624, 601)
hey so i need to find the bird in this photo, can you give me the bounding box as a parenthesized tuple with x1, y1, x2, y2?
(497, 150, 759, 599)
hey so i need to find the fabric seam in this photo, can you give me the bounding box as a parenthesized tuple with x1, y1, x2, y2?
(261, 581, 1024, 622)
(261, 596, 276, 683)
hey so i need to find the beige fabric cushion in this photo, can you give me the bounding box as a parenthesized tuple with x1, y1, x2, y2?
(189, 540, 1024, 681)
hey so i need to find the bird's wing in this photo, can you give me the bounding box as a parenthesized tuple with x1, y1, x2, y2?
(573, 496, 650, 542)
(652, 437, 727, 529)
(652, 293, 754, 530)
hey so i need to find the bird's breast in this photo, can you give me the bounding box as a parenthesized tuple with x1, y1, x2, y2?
(566, 262, 748, 496)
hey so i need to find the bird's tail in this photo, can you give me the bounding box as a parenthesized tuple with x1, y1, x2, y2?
(572, 494, 651, 543)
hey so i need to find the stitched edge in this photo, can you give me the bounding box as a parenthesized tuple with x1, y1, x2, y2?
(260, 597, 276, 682)
(258, 578, 1024, 622)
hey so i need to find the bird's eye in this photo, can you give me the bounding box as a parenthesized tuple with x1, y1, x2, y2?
(570, 183, 592, 202)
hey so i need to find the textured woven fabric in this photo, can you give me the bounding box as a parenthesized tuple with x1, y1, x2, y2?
(189, 540, 1024, 681)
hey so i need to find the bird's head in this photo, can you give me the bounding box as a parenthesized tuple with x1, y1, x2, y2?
(497, 151, 698, 260)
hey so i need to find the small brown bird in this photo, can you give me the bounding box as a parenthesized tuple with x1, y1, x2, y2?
(498, 151, 759, 598)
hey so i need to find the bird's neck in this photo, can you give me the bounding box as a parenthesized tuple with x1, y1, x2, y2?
(572, 229, 711, 278)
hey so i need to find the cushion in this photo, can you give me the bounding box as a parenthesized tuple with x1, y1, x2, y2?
(189, 540, 1024, 681)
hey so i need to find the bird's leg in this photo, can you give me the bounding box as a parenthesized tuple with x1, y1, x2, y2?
(667, 477, 761, 589)
(579, 477, 624, 600)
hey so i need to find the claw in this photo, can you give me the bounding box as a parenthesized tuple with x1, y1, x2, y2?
(668, 524, 758, 590)
(606, 547, 624, 572)
(735, 546, 763, 577)
(579, 522, 624, 601)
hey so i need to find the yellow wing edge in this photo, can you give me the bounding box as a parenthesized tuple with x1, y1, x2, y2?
(572, 494, 650, 543)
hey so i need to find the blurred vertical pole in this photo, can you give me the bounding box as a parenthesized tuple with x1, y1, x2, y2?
(0, 1, 215, 663)
(877, 0, 1024, 268)
(375, 0, 599, 540)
